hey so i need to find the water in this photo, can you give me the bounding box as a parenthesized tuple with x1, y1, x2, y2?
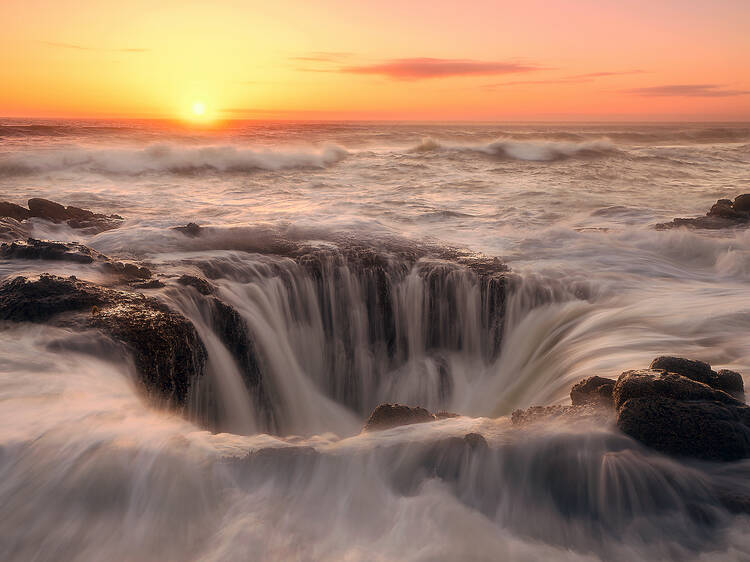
(2, 120, 750, 560)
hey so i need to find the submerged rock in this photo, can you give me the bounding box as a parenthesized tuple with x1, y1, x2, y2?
(177, 274, 215, 295)
(656, 194, 750, 230)
(364, 403, 437, 431)
(0, 274, 205, 407)
(173, 222, 202, 237)
(0, 198, 124, 234)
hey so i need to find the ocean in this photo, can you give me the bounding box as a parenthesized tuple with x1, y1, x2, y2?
(2, 119, 750, 560)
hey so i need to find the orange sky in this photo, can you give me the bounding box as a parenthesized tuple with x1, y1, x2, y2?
(1, 0, 749, 121)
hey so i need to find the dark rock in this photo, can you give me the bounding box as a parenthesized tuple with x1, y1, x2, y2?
(614, 369, 750, 461)
(435, 411, 460, 419)
(656, 195, 750, 230)
(617, 395, 750, 461)
(716, 369, 745, 398)
(0, 274, 205, 407)
(0, 239, 104, 264)
(364, 403, 436, 431)
(177, 274, 214, 295)
(734, 194, 750, 213)
(0, 201, 31, 221)
(510, 403, 612, 426)
(131, 279, 166, 289)
(102, 261, 152, 279)
(613, 369, 740, 410)
(649, 356, 744, 399)
(650, 356, 714, 385)
(174, 223, 202, 237)
(28, 198, 68, 222)
(570, 376, 615, 406)
(463, 432, 489, 450)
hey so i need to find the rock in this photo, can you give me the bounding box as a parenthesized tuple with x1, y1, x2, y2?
(27, 198, 68, 222)
(656, 195, 750, 230)
(0, 201, 31, 221)
(617, 395, 750, 461)
(0, 239, 104, 264)
(614, 369, 750, 461)
(734, 194, 750, 213)
(510, 403, 612, 426)
(570, 376, 615, 406)
(463, 432, 489, 450)
(0, 274, 205, 407)
(364, 403, 436, 431)
(716, 369, 745, 398)
(102, 261, 152, 279)
(649, 356, 744, 399)
(131, 279, 165, 289)
(173, 223, 202, 237)
(177, 274, 214, 295)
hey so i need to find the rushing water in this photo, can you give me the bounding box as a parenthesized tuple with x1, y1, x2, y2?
(1, 120, 750, 560)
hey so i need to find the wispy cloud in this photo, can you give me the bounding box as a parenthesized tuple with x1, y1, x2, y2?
(482, 70, 645, 90)
(289, 52, 352, 63)
(39, 41, 149, 53)
(339, 58, 541, 80)
(623, 84, 750, 97)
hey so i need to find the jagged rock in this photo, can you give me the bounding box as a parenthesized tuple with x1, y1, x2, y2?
(173, 223, 202, 237)
(131, 279, 165, 289)
(614, 369, 750, 461)
(0, 198, 124, 234)
(510, 403, 612, 426)
(0, 201, 31, 221)
(0, 274, 205, 406)
(364, 403, 436, 431)
(649, 356, 744, 398)
(101, 261, 152, 279)
(0, 239, 104, 264)
(656, 194, 750, 230)
(177, 274, 214, 295)
(570, 376, 615, 406)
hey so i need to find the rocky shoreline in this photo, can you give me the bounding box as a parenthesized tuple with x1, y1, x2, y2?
(656, 194, 750, 230)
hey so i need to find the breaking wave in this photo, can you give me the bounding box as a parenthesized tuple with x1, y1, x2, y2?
(410, 137, 619, 161)
(0, 143, 349, 176)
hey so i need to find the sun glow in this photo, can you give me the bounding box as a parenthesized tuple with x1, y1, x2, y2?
(192, 102, 206, 116)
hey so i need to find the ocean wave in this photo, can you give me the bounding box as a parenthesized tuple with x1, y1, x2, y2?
(410, 137, 619, 161)
(0, 143, 349, 176)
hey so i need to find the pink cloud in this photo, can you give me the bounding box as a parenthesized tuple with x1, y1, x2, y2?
(339, 58, 540, 80)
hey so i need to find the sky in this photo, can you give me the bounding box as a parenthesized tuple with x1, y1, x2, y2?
(1, 0, 749, 121)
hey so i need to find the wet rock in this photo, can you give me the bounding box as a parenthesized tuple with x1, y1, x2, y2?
(614, 369, 750, 461)
(510, 403, 612, 426)
(570, 376, 615, 406)
(364, 403, 437, 431)
(173, 223, 202, 237)
(0, 201, 31, 221)
(0, 274, 205, 407)
(649, 356, 744, 399)
(131, 279, 166, 289)
(177, 274, 214, 295)
(28, 198, 69, 222)
(0, 239, 104, 264)
(656, 194, 750, 230)
(102, 261, 152, 279)
(0, 198, 124, 234)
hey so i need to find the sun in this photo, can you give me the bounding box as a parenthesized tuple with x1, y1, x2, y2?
(192, 102, 206, 117)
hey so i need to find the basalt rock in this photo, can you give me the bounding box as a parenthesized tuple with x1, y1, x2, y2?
(649, 356, 744, 399)
(0, 239, 105, 264)
(0, 198, 124, 234)
(177, 274, 215, 295)
(570, 376, 615, 406)
(173, 223, 202, 237)
(0, 274, 205, 407)
(364, 403, 438, 431)
(656, 194, 750, 230)
(614, 369, 750, 461)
